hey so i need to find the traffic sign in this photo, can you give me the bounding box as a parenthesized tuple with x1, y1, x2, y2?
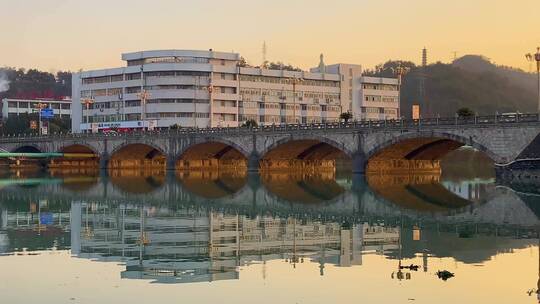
(41, 121, 49, 135)
(41, 108, 54, 119)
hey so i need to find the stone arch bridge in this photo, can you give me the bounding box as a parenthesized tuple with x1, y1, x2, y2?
(1, 115, 540, 173)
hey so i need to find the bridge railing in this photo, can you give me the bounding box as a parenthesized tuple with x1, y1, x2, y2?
(1, 113, 539, 141)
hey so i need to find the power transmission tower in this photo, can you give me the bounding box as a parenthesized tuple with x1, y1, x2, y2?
(262, 41, 268, 68)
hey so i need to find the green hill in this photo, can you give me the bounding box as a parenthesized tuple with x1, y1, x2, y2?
(364, 57, 537, 118)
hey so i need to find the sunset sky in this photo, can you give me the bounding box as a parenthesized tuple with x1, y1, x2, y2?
(0, 0, 538, 72)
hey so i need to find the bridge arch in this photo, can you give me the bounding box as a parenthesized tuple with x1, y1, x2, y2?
(57, 142, 100, 155)
(365, 131, 499, 173)
(50, 144, 100, 170)
(11, 145, 44, 153)
(259, 136, 353, 172)
(109, 142, 166, 170)
(175, 137, 250, 171)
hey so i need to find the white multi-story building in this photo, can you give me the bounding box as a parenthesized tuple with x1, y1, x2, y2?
(311, 63, 399, 121)
(358, 76, 400, 120)
(1, 98, 72, 120)
(72, 50, 398, 133)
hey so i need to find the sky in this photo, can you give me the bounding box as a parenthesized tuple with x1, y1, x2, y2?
(0, 0, 538, 73)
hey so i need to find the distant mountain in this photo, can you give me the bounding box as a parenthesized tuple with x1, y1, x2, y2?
(364, 57, 537, 118)
(452, 55, 537, 95)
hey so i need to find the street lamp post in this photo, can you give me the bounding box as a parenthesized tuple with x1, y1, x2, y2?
(34, 102, 47, 135)
(535, 48, 540, 114)
(81, 97, 95, 133)
(394, 64, 410, 119)
(207, 83, 213, 128)
(291, 77, 303, 124)
(526, 47, 540, 114)
(137, 90, 150, 122)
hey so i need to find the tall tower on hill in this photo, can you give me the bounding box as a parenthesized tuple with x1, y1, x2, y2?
(419, 48, 428, 117)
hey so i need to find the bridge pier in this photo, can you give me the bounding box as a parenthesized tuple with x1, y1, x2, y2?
(352, 153, 367, 174)
(166, 155, 176, 171)
(99, 154, 109, 170)
(247, 153, 260, 172)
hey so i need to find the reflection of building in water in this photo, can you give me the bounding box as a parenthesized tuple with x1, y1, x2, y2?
(70, 202, 399, 283)
(0, 202, 71, 252)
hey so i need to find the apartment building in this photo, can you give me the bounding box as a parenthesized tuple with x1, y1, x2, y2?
(358, 76, 400, 120)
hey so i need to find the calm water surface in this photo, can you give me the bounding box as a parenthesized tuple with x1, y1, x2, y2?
(0, 153, 539, 303)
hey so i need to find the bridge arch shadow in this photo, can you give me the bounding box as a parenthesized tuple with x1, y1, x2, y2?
(259, 136, 353, 172)
(175, 170, 248, 199)
(365, 132, 497, 173)
(260, 171, 349, 205)
(175, 138, 249, 171)
(109, 174, 166, 195)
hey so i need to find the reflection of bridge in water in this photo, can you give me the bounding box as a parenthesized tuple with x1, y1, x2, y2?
(0, 170, 538, 227)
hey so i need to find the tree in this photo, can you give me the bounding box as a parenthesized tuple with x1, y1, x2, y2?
(0, 67, 72, 100)
(456, 107, 475, 118)
(241, 119, 258, 128)
(264, 61, 303, 72)
(0, 113, 71, 135)
(238, 57, 249, 67)
(363, 60, 416, 78)
(169, 123, 181, 130)
(340, 111, 353, 122)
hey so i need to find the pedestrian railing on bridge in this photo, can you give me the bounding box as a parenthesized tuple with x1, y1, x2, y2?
(1, 113, 540, 142)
